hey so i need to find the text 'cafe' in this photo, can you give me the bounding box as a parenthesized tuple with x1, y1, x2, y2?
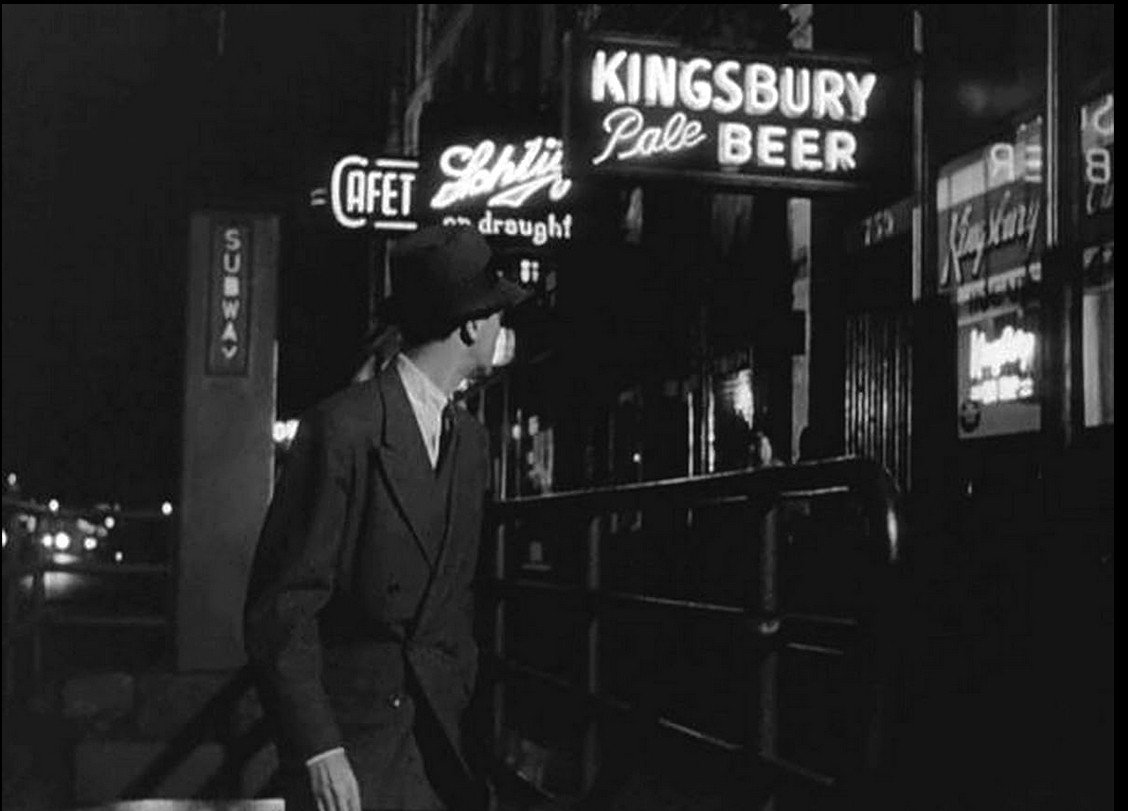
(322, 138, 575, 249)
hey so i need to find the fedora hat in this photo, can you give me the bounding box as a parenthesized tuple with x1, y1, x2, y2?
(385, 225, 530, 338)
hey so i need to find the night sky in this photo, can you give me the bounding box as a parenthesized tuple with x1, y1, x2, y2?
(3, 5, 402, 505)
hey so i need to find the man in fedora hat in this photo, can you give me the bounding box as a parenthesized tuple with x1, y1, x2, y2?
(245, 225, 527, 811)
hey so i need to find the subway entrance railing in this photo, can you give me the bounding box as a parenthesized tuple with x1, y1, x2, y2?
(476, 457, 905, 810)
(2, 497, 175, 710)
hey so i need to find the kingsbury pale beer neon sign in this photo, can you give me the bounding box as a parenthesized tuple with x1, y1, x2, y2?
(566, 34, 907, 192)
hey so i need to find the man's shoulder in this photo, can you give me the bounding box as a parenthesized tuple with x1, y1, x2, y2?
(304, 377, 384, 442)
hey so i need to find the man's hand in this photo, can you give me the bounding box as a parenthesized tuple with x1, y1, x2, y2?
(307, 748, 360, 811)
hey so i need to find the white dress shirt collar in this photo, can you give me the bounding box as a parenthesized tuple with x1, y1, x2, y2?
(395, 353, 450, 468)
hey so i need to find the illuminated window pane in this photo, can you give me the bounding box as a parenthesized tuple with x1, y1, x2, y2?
(710, 367, 755, 472)
(1083, 282, 1114, 427)
(1079, 90, 1114, 428)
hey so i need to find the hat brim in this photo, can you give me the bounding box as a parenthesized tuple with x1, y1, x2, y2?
(378, 276, 531, 331)
(461, 276, 532, 320)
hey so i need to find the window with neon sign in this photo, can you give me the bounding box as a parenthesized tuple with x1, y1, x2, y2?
(937, 117, 1045, 438)
(1079, 89, 1114, 428)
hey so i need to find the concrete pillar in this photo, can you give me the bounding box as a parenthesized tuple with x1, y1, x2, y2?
(178, 212, 279, 671)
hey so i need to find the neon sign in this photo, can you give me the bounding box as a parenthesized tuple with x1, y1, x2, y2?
(968, 324, 1036, 404)
(974, 327, 1033, 383)
(327, 155, 419, 231)
(317, 140, 576, 248)
(945, 190, 1041, 285)
(426, 136, 575, 248)
(430, 137, 571, 209)
(1080, 92, 1114, 219)
(567, 35, 909, 192)
(937, 118, 1045, 295)
(957, 314, 1041, 437)
(437, 211, 572, 247)
(593, 109, 707, 166)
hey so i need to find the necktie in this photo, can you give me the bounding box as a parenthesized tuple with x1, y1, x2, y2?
(437, 403, 455, 468)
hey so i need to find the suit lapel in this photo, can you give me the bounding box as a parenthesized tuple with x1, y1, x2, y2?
(414, 413, 474, 631)
(373, 366, 440, 567)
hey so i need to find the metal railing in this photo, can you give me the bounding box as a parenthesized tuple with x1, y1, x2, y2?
(480, 456, 904, 809)
(2, 497, 176, 707)
(1, 499, 281, 802)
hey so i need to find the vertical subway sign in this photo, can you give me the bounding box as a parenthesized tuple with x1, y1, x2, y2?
(206, 222, 253, 376)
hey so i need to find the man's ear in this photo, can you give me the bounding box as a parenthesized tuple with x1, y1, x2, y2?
(459, 319, 479, 347)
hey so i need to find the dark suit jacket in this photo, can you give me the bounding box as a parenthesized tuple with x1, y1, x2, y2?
(244, 364, 491, 809)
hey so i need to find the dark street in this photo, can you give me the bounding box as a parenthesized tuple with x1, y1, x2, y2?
(3, 5, 1114, 811)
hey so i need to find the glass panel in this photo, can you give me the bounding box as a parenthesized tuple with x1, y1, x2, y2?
(937, 117, 1045, 439)
(709, 364, 755, 472)
(1082, 281, 1114, 426)
(1080, 90, 1115, 427)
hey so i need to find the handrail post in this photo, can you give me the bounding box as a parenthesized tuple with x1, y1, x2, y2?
(492, 519, 507, 749)
(484, 459, 904, 802)
(581, 513, 602, 794)
(757, 503, 782, 811)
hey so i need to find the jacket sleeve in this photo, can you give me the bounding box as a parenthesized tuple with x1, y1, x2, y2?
(243, 408, 352, 762)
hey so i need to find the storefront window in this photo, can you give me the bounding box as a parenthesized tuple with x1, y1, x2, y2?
(925, 5, 1046, 167)
(708, 361, 756, 472)
(937, 117, 1045, 439)
(523, 414, 555, 494)
(1079, 90, 1114, 427)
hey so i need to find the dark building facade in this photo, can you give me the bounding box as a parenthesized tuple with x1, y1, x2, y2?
(377, 3, 1112, 804)
(388, 3, 1112, 518)
(391, 5, 811, 496)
